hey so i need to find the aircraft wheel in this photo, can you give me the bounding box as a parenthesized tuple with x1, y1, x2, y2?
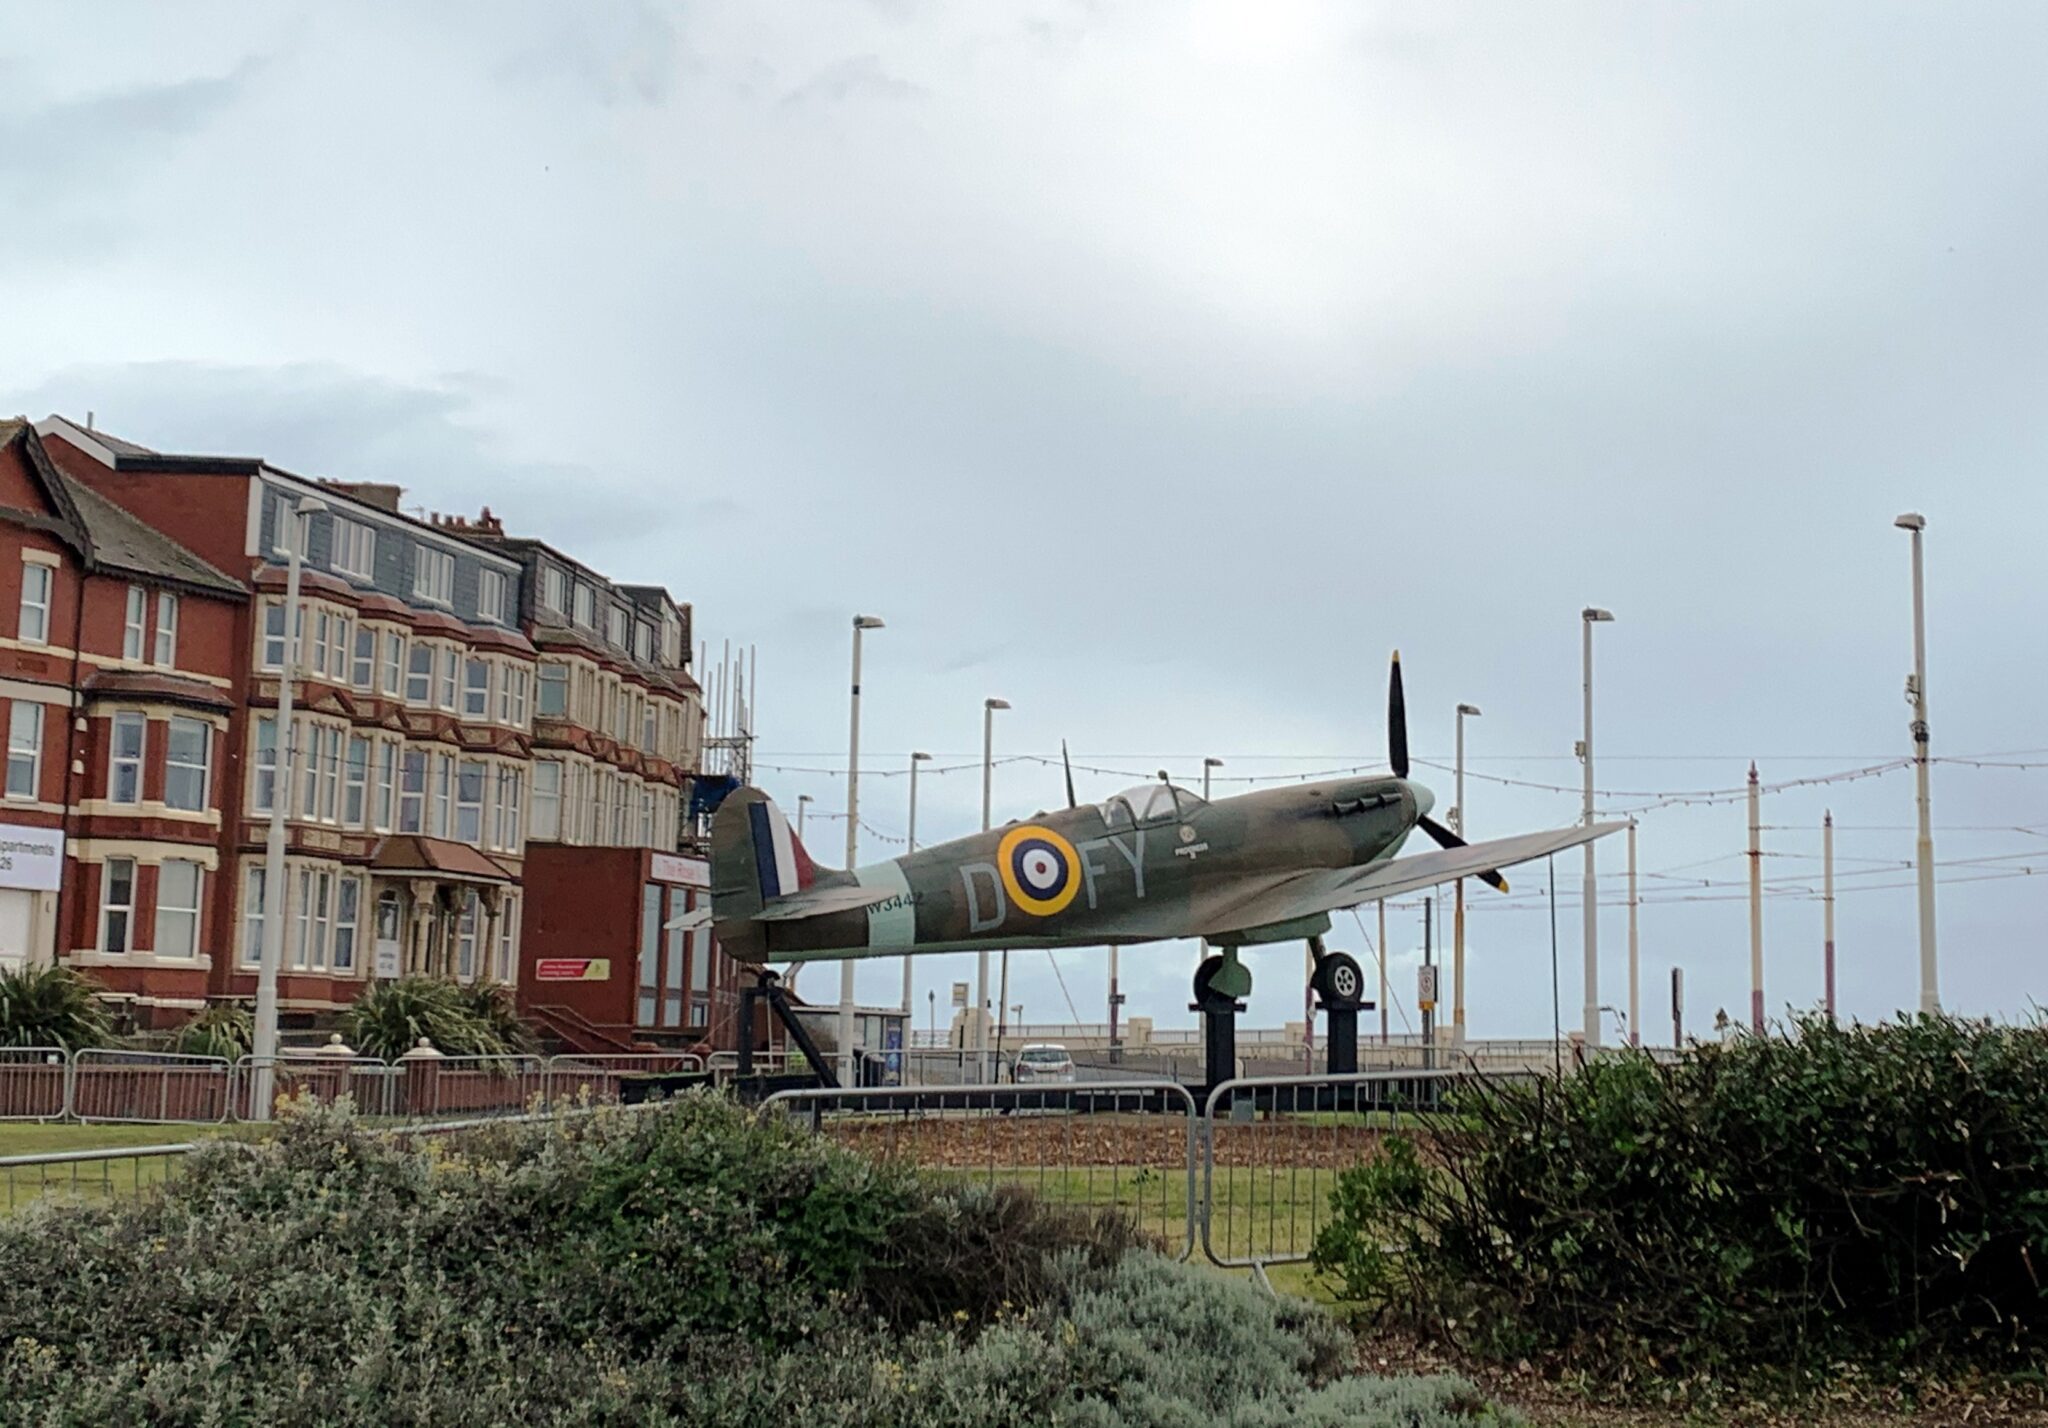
(1192, 954, 1225, 1005)
(1314, 951, 1365, 1008)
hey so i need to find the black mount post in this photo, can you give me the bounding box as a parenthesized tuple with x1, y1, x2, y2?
(741, 972, 838, 1089)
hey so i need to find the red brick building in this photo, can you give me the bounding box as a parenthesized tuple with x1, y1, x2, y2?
(0, 421, 245, 1025)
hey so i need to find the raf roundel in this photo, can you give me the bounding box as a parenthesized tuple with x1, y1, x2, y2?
(996, 824, 1082, 917)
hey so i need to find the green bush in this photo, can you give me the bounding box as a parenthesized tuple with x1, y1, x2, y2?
(452, 977, 537, 1054)
(341, 974, 527, 1059)
(1312, 1014, 2048, 1378)
(0, 1092, 1508, 1426)
(0, 961, 114, 1050)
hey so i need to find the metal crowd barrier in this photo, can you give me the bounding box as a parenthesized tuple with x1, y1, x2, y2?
(0, 1050, 712, 1125)
(759, 1080, 1200, 1261)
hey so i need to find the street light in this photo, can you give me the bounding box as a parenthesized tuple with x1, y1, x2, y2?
(901, 751, 932, 1019)
(251, 494, 327, 1121)
(840, 614, 884, 1087)
(1452, 703, 1480, 1048)
(979, 698, 1009, 1068)
(1580, 607, 1614, 1051)
(1895, 513, 1939, 1014)
(795, 794, 813, 839)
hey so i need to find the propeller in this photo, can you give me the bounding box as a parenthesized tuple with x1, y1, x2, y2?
(1386, 650, 1508, 893)
(1061, 739, 1077, 810)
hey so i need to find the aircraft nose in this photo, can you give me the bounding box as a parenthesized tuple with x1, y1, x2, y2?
(1400, 779, 1435, 820)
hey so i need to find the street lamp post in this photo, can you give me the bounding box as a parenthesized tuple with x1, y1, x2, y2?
(978, 698, 1009, 1070)
(840, 615, 884, 1087)
(251, 494, 327, 1121)
(1580, 607, 1615, 1051)
(1895, 513, 1939, 1014)
(901, 751, 931, 1019)
(796, 794, 812, 840)
(1452, 704, 1480, 1047)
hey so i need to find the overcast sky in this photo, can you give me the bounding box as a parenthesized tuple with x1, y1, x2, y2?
(6, 1, 2045, 1042)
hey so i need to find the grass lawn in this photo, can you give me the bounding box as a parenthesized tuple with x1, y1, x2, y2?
(0, 1121, 244, 1213)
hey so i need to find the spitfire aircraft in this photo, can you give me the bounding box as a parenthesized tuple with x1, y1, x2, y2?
(705, 655, 1626, 1009)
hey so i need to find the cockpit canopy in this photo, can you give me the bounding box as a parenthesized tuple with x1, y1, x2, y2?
(1101, 782, 1205, 828)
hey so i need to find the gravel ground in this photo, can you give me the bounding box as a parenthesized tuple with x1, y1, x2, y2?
(824, 1110, 1386, 1169)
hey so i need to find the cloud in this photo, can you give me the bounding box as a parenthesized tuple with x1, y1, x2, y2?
(0, 59, 259, 198)
(493, 1, 694, 107)
(778, 54, 925, 110)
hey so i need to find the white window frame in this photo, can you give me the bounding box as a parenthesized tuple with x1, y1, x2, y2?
(6, 701, 40, 801)
(152, 592, 178, 668)
(252, 715, 278, 813)
(531, 759, 561, 841)
(108, 712, 145, 805)
(399, 748, 427, 833)
(537, 664, 567, 719)
(462, 657, 490, 719)
(241, 863, 267, 967)
(164, 716, 211, 813)
(153, 859, 203, 958)
(332, 875, 360, 974)
(351, 625, 375, 690)
(18, 562, 51, 645)
(496, 892, 519, 984)
(374, 739, 397, 831)
(477, 567, 506, 624)
(381, 631, 405, 697)
(456, 759, 485, 845)
(437, 647, 457, 711)
(406, 642, 434, 704)
(572, 582, 593, 629)
(541, 564, 565, 614)
(344, 734, 370, 826)
(123, 585, 146, 661)
(99, 856, 137, 954)
(413, 547, 455, 606)
(332, 517, 376, 581)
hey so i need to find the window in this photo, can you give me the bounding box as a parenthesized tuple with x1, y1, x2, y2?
(663, 889, 685, 1027)
(123, 586, 146, 660)
(406, 643, 434, 704)
(263, 603, 287, 670)
(333, 517, 376, 579)
(463, 657, 489, 718)
(109, 712, 144, 804)
(642, 701, 656, 753)
(634, 623, 652, 663)
(351, 626, 375, 689)
(413, 547, 454, 605)
(154, 860, 201, 958)
(572, 582, 593, 629)
(165, 717, 210, 812)
(6, 702, 39, 800)
(494, 766, 522, 850)
(252, 716, 277, 813)
(455, 890, 479, 981)
(344, 735, 369, 825)
(531, 760, 562, 841)
(374, 740, 396, 830)
(612, 775, 629, 845)
(638, 883, 661, 1025)
(432, 754, 452, 838)
(18, 563, 51, 644)
(381, 631, 405, 696)
(541, 564, 565, 614)
(242, 864, 267, 967)
(327, 614, 350, 683)
(98, 857, 136, 953)
(496, 893, 519, 983)
(333, 876, 359, 973)
(309, 609, 332, 679)
(640, 790, 654, 849)
(477, 567, 506, 623)
(399, 748, 426, 833)
(537, 664, 568, 718)
(152, 592, 178, 667)
(437, 646, 457, 710)
(456, 759, 484, 844)
(607, 605, 628, 648)
(294, 867, 331, 970)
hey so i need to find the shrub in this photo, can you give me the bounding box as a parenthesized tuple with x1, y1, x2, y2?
(1312, 1014, 2048, 1378)
(0, 961, 114, 1050)
(0, 1091, 1510, 1426)
(170, 1001, 254, 1061)
(341, 974, 523, 1059)
(453, 977, 537, 1054)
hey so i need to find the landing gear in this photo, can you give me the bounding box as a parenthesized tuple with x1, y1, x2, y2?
(1306, 935, 1370, 1077)
(1191, 951, 1249, 1095)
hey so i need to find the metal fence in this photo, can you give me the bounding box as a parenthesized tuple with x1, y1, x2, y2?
(761, 1080, 1201, 1260)
(0, 1050, 709, 1125)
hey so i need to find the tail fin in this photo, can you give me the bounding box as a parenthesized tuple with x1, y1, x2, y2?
(709, 787, 819, 958)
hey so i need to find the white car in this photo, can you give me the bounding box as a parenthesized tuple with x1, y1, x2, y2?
(1013, 1044, 1075, 1083)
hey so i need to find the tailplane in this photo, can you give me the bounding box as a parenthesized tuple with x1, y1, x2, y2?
(709, 787, 819, 958)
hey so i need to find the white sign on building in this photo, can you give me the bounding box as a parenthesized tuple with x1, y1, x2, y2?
(651, 852, 710, 887)
(0, 824, 64, 892)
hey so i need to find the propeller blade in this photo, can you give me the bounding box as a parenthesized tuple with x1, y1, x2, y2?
(1061, 739, 1077, 810)
(1417, 814, 1510, 892)
(1387, 650, 1409, 779)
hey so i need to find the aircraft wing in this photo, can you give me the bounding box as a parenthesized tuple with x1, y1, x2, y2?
(1199, 821, 1630, 935)
(752, 883, 901, 923)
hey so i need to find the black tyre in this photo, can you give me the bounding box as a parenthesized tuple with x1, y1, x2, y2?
(1314, 951, 1365, 1007)
(1192, 954, 1229, 1010)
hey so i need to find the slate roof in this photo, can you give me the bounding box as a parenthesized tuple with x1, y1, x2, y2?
(54, 471, 244, 598)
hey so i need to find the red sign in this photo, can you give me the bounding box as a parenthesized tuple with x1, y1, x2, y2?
(535, 958, 611, 982)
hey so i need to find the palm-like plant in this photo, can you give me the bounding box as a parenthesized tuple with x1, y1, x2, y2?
(171, 1002, 255, 1062)
(454, 979, 537, 1055)
(0, 962, 116, 1051)
(343, 976, 521, 1061)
